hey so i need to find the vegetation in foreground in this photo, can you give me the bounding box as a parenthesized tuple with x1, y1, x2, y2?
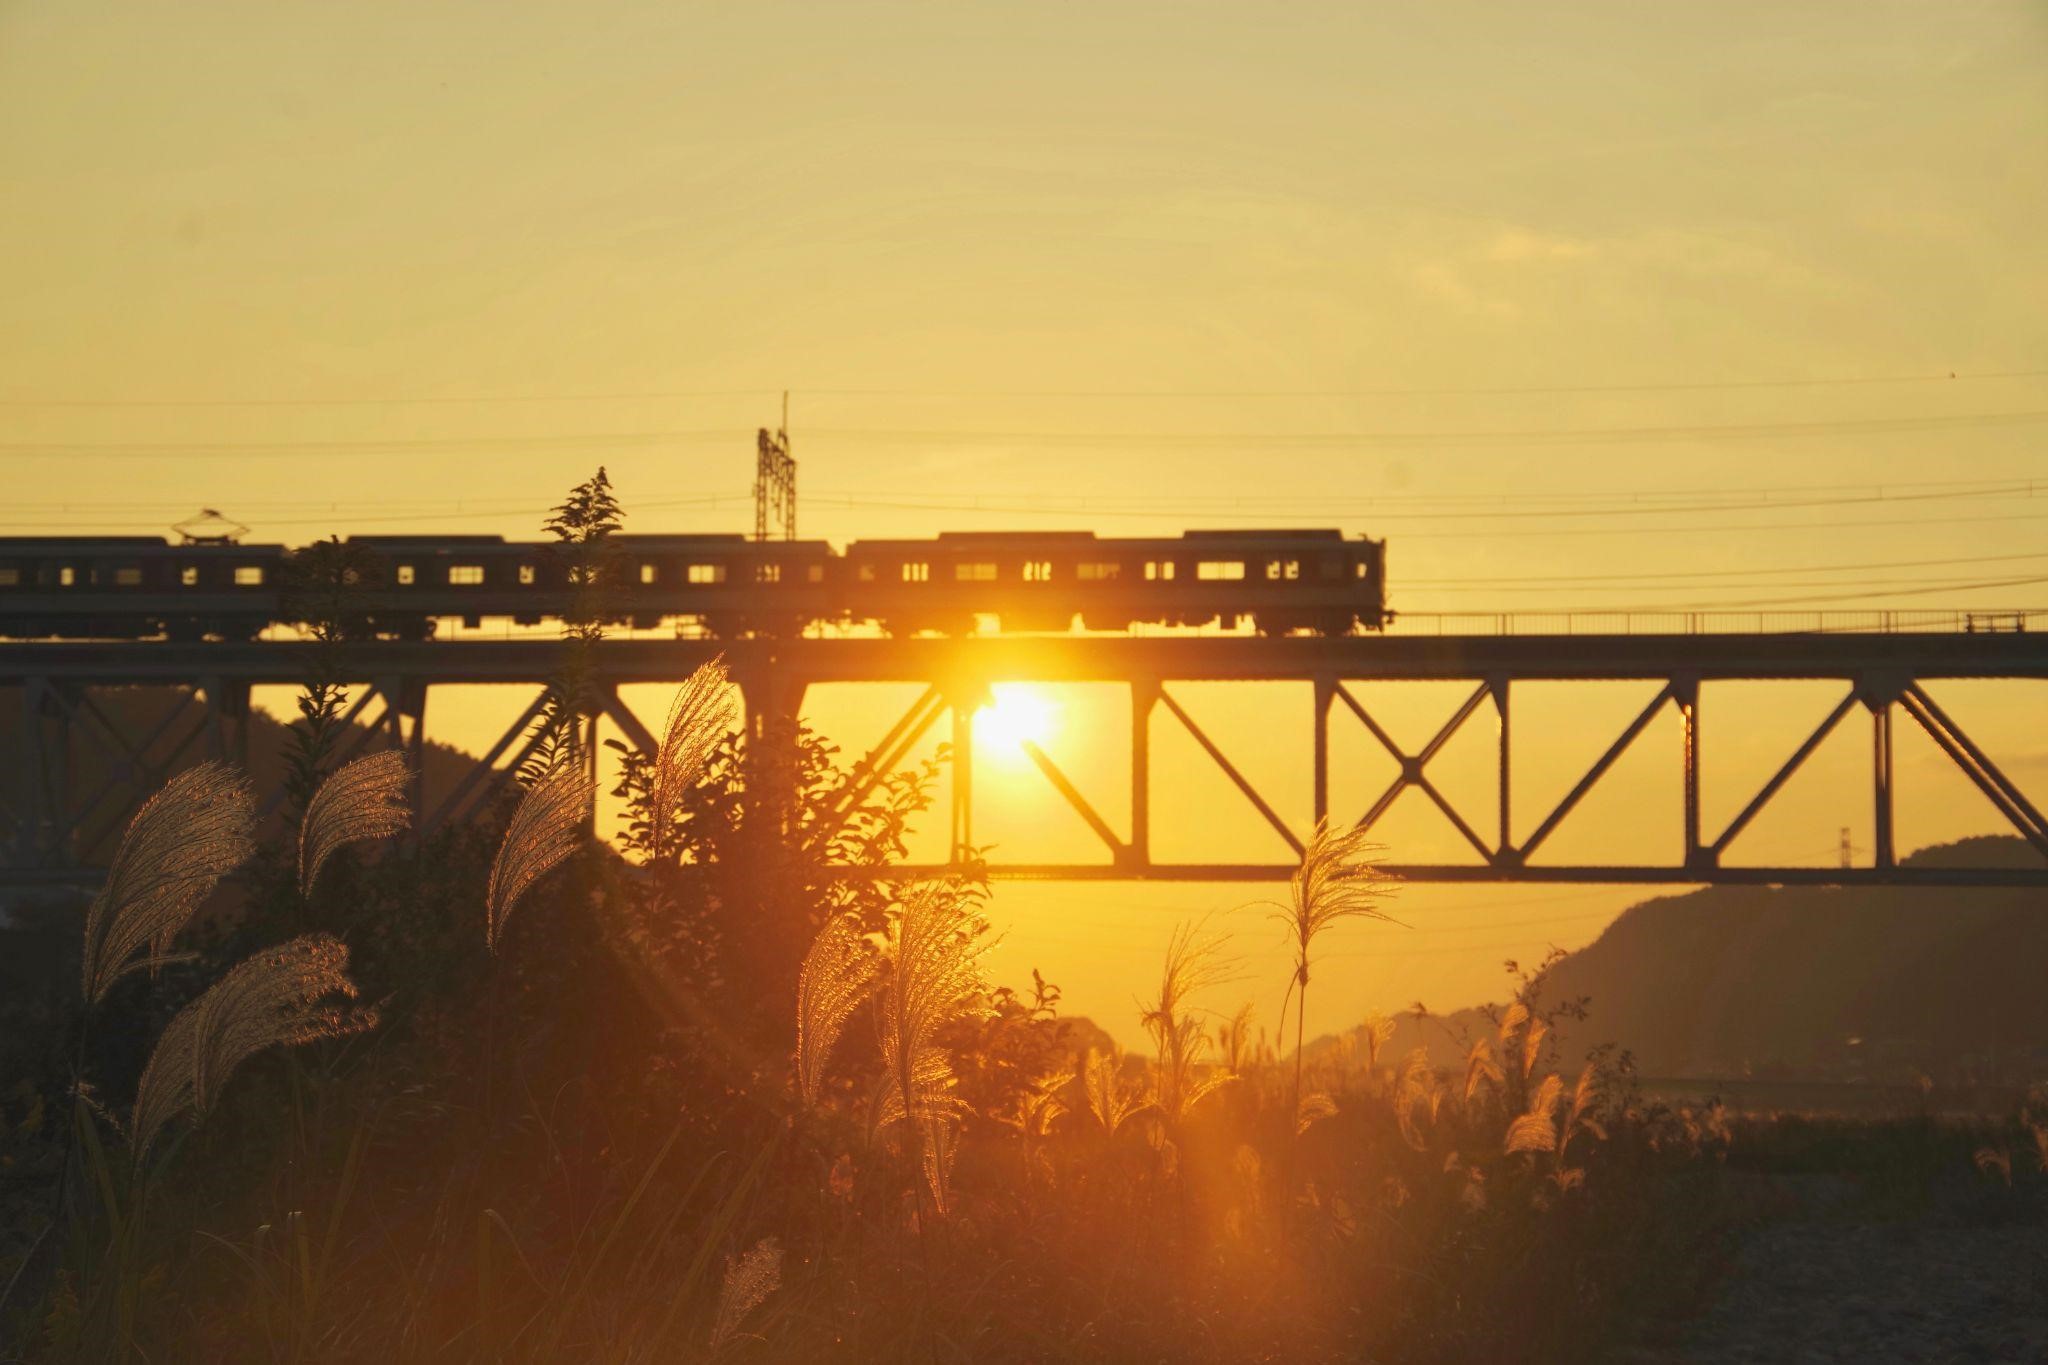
(1, 473, 2039, 1364)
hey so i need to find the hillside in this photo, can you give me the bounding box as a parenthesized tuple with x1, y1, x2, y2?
(1327, 836, 2048, 1087)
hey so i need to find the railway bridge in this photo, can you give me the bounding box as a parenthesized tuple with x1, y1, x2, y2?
(4, 627, 2047, 891)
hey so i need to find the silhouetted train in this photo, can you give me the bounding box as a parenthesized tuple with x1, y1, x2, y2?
(0, 529, 1388, 640)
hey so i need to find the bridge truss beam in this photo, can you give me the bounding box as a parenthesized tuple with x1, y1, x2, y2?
(2, 634, 2046, 888)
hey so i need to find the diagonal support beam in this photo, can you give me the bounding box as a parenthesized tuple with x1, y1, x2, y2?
(601, 688, 661, 757)
(424, 689, 551, 831)
(823, 686, 948, 835)
(1516, 683, 1673, 864)
(1019, 738, 1127, 860)
(1156, 685, 1303, 858)
(74, 706, 216, 856)
(1709, 690, 1858, 858)
(56, 689, 195, 843)
(1898, 686, 2048, 859)
(1339, 681, 1493, 859)
(1901, 684, 2048, 843)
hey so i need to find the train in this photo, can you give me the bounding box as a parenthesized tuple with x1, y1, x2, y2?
(0, 528, 1388, 641)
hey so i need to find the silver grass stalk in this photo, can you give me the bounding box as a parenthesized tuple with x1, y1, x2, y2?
(921, 1115, 959, 1215)
(1361, 1010, 1397, 1071)
(876, 883, 991, 1208)
(131, 933, 375, 1158)
(298, 750, 412, 897)
(1521, 1016, 1550, 1078)
(1505, 1072, 1566, 1155)
(1140, 920, 1238, 1126)
(646, 657, 735, 861)
(708, 1237, 783, 1351)
(795, 913, 877, 1105)
(1295, 1091, 1338, 1136)
(1083, 1046, 1146, 1136)
(486, 764, 594, 951)
(1272, 819, 1395, 1140)
(82, 761, 256, 1005)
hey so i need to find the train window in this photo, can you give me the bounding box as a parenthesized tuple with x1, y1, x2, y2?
(858, 563, 876, 583)
(59, 566, 76, 587)
(518, 564, 536, 585)
(0, 568, 17, 587)
(756, 563, 782, 584)
(450, 565, 485, 586)
(114, 566, 143, 587)
(1356, 563, 1369, 579)
(902, 562, 930, 583)
(234, 566, 265, 586)
(397, 565, 416, 586)
(1077, 562, 1120, 581)
(1145, 560, 1177, 581)
(1197, 561, 1245, 581)
(686, 563, 725, 585)
(180, 566, 199, 587)
(955, 562, 997, 582)
(638, 563, 658, 585)
(1264, 560, 1299, 581)
(1023, 561, 1052, 582)
(807, 564, 824, 583)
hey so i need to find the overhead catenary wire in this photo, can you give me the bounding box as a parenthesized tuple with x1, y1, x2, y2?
(2, 406, 2047, 457)
(1, 366, 2042, 408)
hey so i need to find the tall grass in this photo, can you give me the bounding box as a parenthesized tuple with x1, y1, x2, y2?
(486, 764, 595, 952)
(1265, 818, 1395, 1156)
(297, 750, 411, 898)
(875, 882, 991, 1213)
(81, 760, 255, 1004)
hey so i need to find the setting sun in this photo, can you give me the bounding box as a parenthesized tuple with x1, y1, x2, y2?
(977, 683, 1059, 753)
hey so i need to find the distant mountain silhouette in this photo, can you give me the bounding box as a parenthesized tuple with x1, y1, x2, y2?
(1314, 836, 2048, 1086)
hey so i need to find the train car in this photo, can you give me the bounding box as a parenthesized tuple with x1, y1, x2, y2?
(342, 533, 837, 637)
(0, 536, 286, 640)
(0, 526, 1388, 641)
(837, 529, 1387, 636)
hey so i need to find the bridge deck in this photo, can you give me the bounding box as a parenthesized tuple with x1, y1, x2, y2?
(1, 630, 2045, 684)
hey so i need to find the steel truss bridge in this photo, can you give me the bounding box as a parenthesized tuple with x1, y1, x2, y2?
(4, 632, 2047, 891)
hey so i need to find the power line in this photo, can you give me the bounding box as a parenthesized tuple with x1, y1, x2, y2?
(1, 407, 2045, 457)
(1544, 572, 2048, 612)
(1402, 549, 2048, 587)
(3, 367, 2042, 408)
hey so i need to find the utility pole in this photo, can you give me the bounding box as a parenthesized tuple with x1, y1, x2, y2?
(754, 392, 796, 541)
(1839, 826, 1853, 870)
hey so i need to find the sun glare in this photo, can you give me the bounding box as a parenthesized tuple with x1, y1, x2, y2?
(977, 684, 1058, 752)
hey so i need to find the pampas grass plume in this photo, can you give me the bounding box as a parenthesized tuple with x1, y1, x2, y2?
(298, 750, 411, 897)
(709, 1237, 783, 1351)
(795, 913, 876, 1105)
(82, 761, 255, 1004)
(131, 932, 375, 1157)
(486, 764, 594, 951)
(647, 657, 735, 860)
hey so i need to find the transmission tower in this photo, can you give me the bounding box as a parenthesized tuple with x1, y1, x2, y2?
(754, 393, 796, 541)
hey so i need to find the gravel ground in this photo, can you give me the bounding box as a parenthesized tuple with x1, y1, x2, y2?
(1613, 1211, 2048, 1364)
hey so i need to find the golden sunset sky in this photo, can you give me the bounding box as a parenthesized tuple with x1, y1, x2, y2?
(3, 3, 2045, 1045)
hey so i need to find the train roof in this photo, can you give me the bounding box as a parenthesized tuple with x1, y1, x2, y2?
(345, 535, 508, 546)
(1180, 528, 1345, 541)
(615, 534, 831, 551)
(0, 536, 171, 547)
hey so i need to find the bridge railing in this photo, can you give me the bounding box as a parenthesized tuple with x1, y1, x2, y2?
(246, 606, 2048, 644)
